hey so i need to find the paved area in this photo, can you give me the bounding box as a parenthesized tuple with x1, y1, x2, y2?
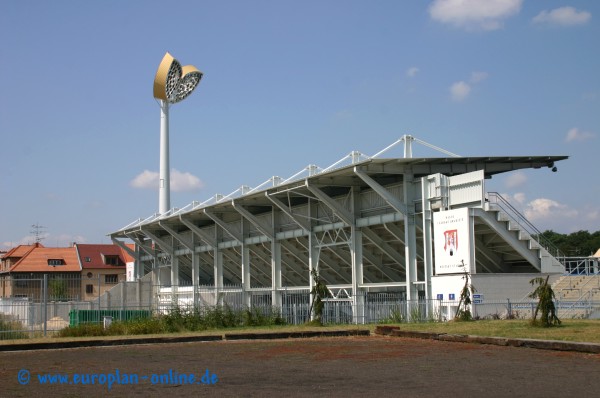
(2, 335, 600, 397)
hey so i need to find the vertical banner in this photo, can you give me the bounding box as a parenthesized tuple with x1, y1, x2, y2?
(126, 262, 135, 281)
(433, 208, 473, 274)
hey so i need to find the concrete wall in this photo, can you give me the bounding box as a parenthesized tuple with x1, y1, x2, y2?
(432, 273, 562, 303)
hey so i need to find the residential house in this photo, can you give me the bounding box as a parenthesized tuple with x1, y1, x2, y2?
(74, 243, 132, 300)
(0, 243, 40, 273)
(0, 244, 81, 301)
(0, 243, 133, 301)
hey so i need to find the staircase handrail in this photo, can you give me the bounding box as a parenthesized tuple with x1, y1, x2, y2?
(558, 290, 593, 318)
(487, 192, 566, 259)
(563, 275, 600, 301)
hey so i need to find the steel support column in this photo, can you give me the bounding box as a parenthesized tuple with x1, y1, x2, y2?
(214, 249, 223, 305)
(242, 245, 251, 306)
(421, 176, 434, 312)
(308, 199, 318, 321)
(350, 186, 364, 323)
(404, 172, 419, 302)
(271, 209, 282, 307)
(171, 256, 179, 305)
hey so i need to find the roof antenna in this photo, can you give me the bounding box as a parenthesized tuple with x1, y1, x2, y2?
(30, 223, 46, 244)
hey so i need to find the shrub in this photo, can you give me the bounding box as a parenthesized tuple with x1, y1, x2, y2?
(0, 315, 29, 340)
(56, 304, 288, 338)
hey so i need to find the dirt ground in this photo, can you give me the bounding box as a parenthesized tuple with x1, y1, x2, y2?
(2, 335, 600, 397)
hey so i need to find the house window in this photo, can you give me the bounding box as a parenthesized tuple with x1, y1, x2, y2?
(48, 259, 64, 266)
(103, 255, 120, 266)
(85, 257, 91, 262)
(15, 280, 30, 288)
(105, 274, 118, 284)
(86, 284, 94, 294)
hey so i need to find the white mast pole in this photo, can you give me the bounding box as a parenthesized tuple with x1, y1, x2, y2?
(159, 100, 170, 214)
(403, 134, 414, 158)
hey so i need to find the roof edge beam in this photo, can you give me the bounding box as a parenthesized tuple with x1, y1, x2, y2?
(159, 221, 194, 252)
(305, 181, 354, 226)
(125, 232, 154, 258)
(232, 201, 274, 240)
(265, 192, 311, 233)
(179, 215, 216, 248)
(354, 167, 408, 215)
(140, 227, 173, 253)
(110, 237, 138, 261)
(203, 209, 243, 244)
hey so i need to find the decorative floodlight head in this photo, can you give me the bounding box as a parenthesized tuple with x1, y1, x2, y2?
(153, 52, 203, 104)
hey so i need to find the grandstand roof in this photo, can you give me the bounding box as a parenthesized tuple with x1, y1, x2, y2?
(112, 155, 568, 235)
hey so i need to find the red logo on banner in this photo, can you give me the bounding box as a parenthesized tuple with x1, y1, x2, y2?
(444, 229, 458, 256)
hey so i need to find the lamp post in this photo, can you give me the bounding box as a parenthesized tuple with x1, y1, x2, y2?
(153, 52, 203, 214)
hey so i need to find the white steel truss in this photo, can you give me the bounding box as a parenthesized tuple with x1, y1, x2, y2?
(111, 137, 567, 319)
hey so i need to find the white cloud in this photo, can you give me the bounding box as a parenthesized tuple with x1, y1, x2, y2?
(429, 0, 522, 31)
(331, 109, 354, 125)
(1, 235, 42, 248)
(170, 170, 203, 192)
(54, 234, 88, 246)
(406, 67, 419, 78)
(470, 71, 488, 83)
(512, 192, 526, 205)
(588, 209, 600, 222)
(130, 169, 203, 192)
(523, 198, 578, 222)
(565, 127, 595, 143)
(505, 171, 527, 189)
(582, 92, 598, 101)
(130, 170, 158, 190)
(1, 233, 87, 249)
(533, 7, 591, 26)
(450, 71, 488, 101)
(450, 81, 471, 101)
(494, 193, 598, 233)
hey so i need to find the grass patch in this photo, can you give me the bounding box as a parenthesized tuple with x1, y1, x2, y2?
(387, 319, 600, 343)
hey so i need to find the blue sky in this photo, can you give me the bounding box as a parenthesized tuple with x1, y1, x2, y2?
(1, 0, 598, 249)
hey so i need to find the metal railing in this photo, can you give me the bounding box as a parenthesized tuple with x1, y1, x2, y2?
(5, 277, 600, 340)
(0, 274, 148, 339)
(563, 257, 600, 275)
(487, 192, 565, 260)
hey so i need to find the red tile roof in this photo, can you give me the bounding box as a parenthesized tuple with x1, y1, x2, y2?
(3, 243, 43, 259)
(75, 244, 134, 269)
(9, 246, 81, 273)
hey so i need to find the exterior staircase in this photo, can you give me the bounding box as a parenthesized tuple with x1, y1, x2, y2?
(473, 192, 565, 273)
(552, 275, 600, 319)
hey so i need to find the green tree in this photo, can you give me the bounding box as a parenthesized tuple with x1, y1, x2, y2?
(307, 268, 329, 325)
(539, 229, 600, 257)
(454, 260, 476, 321)
(528, 276, 561, 327)
(48, 278, 68, 301)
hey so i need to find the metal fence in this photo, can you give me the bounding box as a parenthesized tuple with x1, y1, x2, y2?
(3, 276, 600, 340)
(153, 288, 447, 325)
(0, 274, 152, 339)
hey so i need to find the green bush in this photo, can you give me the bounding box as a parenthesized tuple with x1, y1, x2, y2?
(0, 315, 29, 340)
(58, 323, 106, 338)
(57, 305, 287, 338)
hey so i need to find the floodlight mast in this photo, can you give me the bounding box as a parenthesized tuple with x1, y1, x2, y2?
(159, 100, 170, 214)
(153, 52, 203, 214)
